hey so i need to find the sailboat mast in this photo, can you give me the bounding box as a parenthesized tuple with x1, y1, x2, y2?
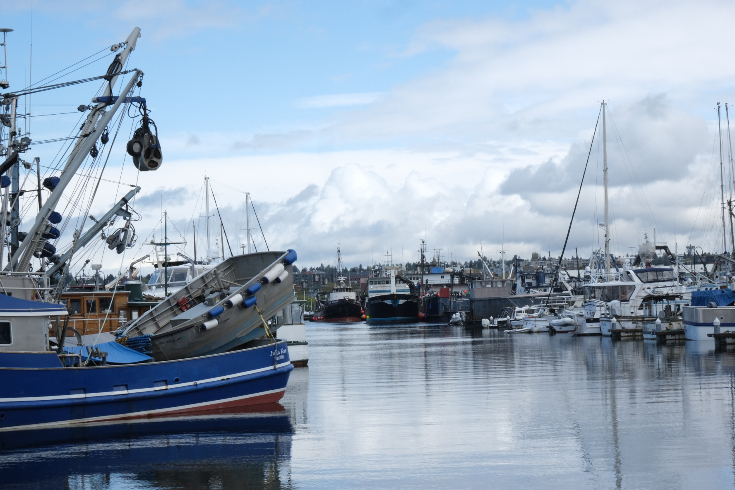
(164, 211, 168, 297)
(726, 103, 735, 255)
(718, 103, 728, 254)
(205, 176, 210, 257)
(603, 101, 610, 275)
(246, 192, 251, 254)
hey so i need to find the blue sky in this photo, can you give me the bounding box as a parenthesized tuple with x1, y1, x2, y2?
(2, 0, 735, 273)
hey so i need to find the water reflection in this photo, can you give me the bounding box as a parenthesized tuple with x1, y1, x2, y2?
(0, 405, 297, 489)
(296, 322, 735, 489)
(6, 324, 735, 489)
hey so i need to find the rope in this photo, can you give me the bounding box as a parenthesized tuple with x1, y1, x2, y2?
(254, 305, 278, 369)
(30, 136, 81, 145)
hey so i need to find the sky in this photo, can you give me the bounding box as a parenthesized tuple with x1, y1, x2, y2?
(2, 0, 735, 275)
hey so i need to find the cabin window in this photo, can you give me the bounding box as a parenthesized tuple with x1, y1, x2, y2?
(99, 298, 114, 313)
(148, 270, 162, 285)
(0, 322, 11, 345)
(86, 299, 97, 314)
(131, 310, 139, 320)
(69, 299, 82, 315)
(635, 270, 676, 283)
(119, 309, 127, 321)
(170, 269, 188, 282)
(585, 285, 636, 302)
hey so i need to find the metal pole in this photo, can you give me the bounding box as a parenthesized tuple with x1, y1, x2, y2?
(719, 103, 728, 254)
(35, 157, 41, 211)
(164, 211, 168, 297)
(726, 103, 735, 255)
(205, 176, 210, 257)
(8, 97, 17, 262)
(0, 186, 7, 270)
(603, 101, 610, 275)
(246, 192, 251, 254)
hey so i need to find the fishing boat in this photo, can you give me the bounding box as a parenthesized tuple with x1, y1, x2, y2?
(0, 27, 295, 430)
(0, 292, 292, 431)
(365, 263, 419, 325)
(313, 247, 363, 322)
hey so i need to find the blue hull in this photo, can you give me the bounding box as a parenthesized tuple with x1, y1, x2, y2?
(0, 341, 293, 431)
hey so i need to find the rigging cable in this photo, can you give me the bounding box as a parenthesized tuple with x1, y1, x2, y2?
(251, 200, 269, 251)
(8, 70, 136, 98)
(606, 107, 658, 231)
(208, 185, 233, 257)
(21, 45, 114, 91)
(547, 105, 602, 301)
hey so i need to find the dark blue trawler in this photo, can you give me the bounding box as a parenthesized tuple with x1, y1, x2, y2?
(365, 266, 419, 324)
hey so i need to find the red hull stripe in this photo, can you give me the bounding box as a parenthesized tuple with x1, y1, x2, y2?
(0, 388, 286, 432)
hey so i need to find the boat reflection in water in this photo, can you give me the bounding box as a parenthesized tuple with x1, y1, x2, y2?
(0, 404, 294, 489)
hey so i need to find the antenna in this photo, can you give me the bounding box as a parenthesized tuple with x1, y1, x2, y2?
(0, 28, 12, 89)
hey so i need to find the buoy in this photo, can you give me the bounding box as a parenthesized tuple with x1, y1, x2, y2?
(225, 294, 243, 307)
(282, 249, 297, 265)
(242, 296, 257, 308)
(274, 270, 289, 283)
(42, 227, 61, 240)
(201, 319, 218, 330)
(39, 242, 56, 258)
(207, 305, 224, 319)
(1, 176, 11, 188)
(361, 314, 366, 320)
(48, 211, 62, 224)
(261, 263, 285, 284)
(42, 176, 60, 191)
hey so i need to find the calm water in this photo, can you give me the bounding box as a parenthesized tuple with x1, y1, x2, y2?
(4, 323, 735, 489)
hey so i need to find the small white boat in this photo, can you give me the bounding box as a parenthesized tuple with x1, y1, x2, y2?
(549, 312, 583, 333)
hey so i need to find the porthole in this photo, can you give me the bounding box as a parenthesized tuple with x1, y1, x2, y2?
(174, 377, 180, 383)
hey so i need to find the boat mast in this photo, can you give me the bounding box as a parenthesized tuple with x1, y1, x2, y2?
(726, 103, 735, 255)
(246, 192, 251, 254)
(718, 103, 728, 255)
(501, 220, 506, 279)
(337, 246, 342, 276)
(8, 96, 17, 261)
(0, 29, 18, 263)
(205, 176, 210, 258)
(603, 101, 610, 275)
(9, 28, 142, 272)
(164, 210, 168, 297)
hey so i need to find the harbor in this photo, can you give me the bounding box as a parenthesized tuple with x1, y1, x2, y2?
(3, 2, 735, 488)
(5, 323, 735, 488)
